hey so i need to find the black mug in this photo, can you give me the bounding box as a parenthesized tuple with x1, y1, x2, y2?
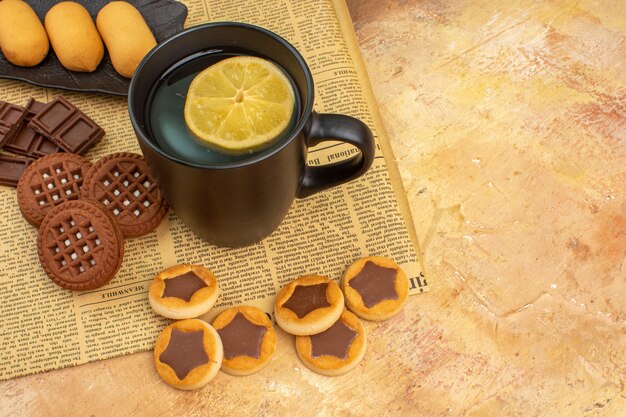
(128, 22, 375, 247)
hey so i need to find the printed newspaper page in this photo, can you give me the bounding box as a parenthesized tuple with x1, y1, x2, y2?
(0, 0, 427, 380)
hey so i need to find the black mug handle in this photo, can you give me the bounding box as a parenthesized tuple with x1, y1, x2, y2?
(297, 112, 375, 198)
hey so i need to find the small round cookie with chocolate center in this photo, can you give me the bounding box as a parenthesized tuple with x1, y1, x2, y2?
(154, 319, 223, 390)
(295, 310, 366, 376)
(149, 264, 219, 319)
(212, 306, 277, 376)
(274, 275, 344, 336)
(342, 256, 409, 321)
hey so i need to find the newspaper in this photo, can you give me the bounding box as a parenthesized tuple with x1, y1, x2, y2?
(0, 0, 427, 380)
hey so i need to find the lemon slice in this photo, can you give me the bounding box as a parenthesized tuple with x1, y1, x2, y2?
(184, 56, 296, 153)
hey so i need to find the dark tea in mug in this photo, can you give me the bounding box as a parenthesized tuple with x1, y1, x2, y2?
(129, 22, 374, 246)
(146, 48, 300, 165)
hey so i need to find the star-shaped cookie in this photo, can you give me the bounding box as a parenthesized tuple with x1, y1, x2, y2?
(162, 271, 208, 302)
(348, 261, 398, 308)
(217, 312, 267, 359)
(282, 282, 330, 318)
(310, 319, 358, 359)
(159, 328, 208, 380)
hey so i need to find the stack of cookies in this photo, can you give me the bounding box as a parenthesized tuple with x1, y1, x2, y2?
(274, 256, 409, 376)
(150, 264, 224, 390)
(149, 264, 277, 389)
(149, 256, 410, 391)
(17, 151, 169, 291)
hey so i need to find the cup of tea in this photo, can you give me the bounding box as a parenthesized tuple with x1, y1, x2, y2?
(128, 22, 375, 247)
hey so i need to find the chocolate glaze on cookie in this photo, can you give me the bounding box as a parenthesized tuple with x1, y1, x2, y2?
(149, 264, 219, 320)
(310, 320, 357, 359)
(162, 271, 208, 302)
(282, 283, 331, 318)
(348, 261, 398, 308)
(159, 328, 209, 380)
(217, 312, 267, 360)
(295, 309, 365, 376)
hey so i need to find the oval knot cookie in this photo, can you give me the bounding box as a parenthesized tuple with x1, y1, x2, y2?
(149, 264, 219, 319)
(274, 275, 344, 336)
(37, 199, 124, 291)
(81, 152, 168, 237)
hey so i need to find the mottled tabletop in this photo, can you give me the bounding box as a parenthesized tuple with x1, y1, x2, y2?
(1, 0, 624, 416)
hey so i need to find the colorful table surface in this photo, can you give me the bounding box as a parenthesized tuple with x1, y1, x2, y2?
(1, 0, 624, 415)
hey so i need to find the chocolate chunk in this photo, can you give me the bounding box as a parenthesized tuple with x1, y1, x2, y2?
(217, 312, 267, 360)
(349, 261, 399, 308)
(0, 101, 27, 146)
(4, 99, 62, 158)
(29, 97, 104, 154)
(162, 271, 208, 302)
(282, 283, 330, 319)
(0, 124, 10, 145)
(310, 319, 357, 359)
(0, 155, 30, 187)
(159, 328, 209, 380)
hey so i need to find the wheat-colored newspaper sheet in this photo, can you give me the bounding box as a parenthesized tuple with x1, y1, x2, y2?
(0, 0, 427, 380)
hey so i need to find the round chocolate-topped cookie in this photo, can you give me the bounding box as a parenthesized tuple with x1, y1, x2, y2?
(149, 264, 219, 319)
(274, 275, 344, 336)
(212, 306, 277, 376)
(81, 152, 168, 238)
(37, 199, 124, 291)
(342, 256, 409, 321)
(295, 309, 367, 376)
(17, 153, 93, 227)
(154, 319, 223, 390)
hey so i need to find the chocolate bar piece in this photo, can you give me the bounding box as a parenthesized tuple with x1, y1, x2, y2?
(3, 99, 62, 158)
(0, 154, 30, 187)
(0, 124, 9, 144)
(28, 97, 104, 154)
(0, 101, 27, 147)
